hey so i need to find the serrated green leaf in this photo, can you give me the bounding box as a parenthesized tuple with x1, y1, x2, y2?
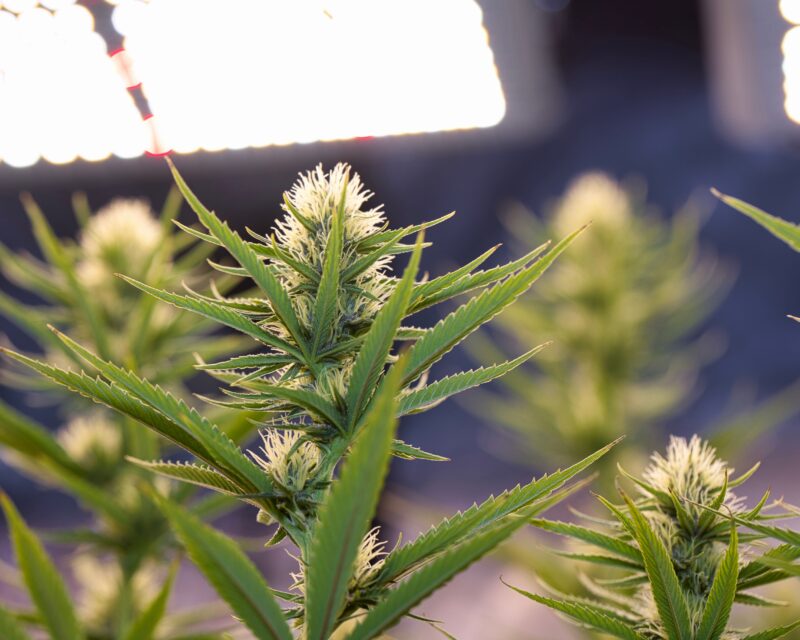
(397, 345, 545, 416)
(168, 159, 309, 357)
(378, 438, 619, 583)
(119, 276, 299, 358)
(45, 332, 270, 494)
(341, 228, 405, 283)
(304, 357, 405, 640)
(58, 333, 271, 491)
(704, 508, 800, 548)
(738, 621, 800, 640)
(155, 498, 292, 640)
(506, 585, 645, 640)
(750, 556, 800, 576)
(197, 353, 293, 371)
(349, 508, 539, 640)
(357, 211, 455, 248)
(622, 493, 692, 640)
(1, 349, 216, 469)
(239, 382, 344, 431)
(529, 519, 642, 564)
(402, 228, 583, 385)
(696, 521, 738, 640)
(173, 219, 219, 246)
(344, 234, 422, 429)
(699, 471, 729, 533)
(206, 260, 249, 278)
(735, 592, 787, 607)
(407, 242, 550, 314)
(0, 494, 84, 640)
(407, 243, 500, 306)
(391, 439, 448, 462)
(127, 459, 244, 495)
(617, 464, 673, 504)
(714, 190, 800, 252)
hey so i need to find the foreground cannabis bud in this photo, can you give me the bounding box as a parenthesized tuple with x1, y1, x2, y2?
(2, 160, 616, 638)
(511, 436, 800, 639)
(467, 173, 729, 473)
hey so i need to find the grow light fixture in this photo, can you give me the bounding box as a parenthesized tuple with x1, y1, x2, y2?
(781, 0, 800, 122)
(0, 0, 507, 168)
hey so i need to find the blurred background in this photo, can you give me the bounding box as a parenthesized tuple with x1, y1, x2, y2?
(2, 0, 800, 637)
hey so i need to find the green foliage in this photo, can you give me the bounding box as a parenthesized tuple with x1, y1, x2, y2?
(512, 436, 800, 640)
(304, 357, 405, 640)
(155, 496, 292, 640)
(0, 494, 84, 640)
(0, 192, 246, 637)
(466, 173, 731, 472)
(120, 564, 176, 640)
(714, 189, 800, 252)
(2, 161, 614, 637)
(0, 604, 33, 640)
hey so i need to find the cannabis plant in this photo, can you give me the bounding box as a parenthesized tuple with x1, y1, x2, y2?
(510, 435, 800, 639)
(1, 161, 616, 639)
(466, 173, 729, 475)
(714, 189, 800, 259)
(0, 194, 249, 638)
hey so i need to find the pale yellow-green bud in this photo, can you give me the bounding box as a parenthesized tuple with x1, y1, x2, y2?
(77, 199, 164, 289)
(250, 429, 321, 491)
(57, 413, 123, 481)
(551, 172, 632, 236)
(349, 527, 387, 591)
(72, 554, 160, 635)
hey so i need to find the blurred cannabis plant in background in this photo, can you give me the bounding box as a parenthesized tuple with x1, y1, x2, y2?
(511, 435, 800, 639)
(1, 161, 616, 639)
(0, 193, 251, 638)
(467, 173, 730, 476)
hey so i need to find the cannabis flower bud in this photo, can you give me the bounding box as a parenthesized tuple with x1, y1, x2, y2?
(552, 171, 632, 235)
(250, 429, 322, 492)
(77, 199, 164, 290)
(643, 435, 739, 519)
(57, 413, 123, 483)
(521, 435, 793, 639)
(73, 554, 160, 636)
(349, 526, 387, 591)
(272, 163, 394, 342)
(635, 436, 741, 630)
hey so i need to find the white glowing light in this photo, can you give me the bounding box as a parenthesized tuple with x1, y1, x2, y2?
(0, 3, 145, 167)
(2, 0, 37, 14)
(781, 2, 800, 123)
(781, 0, 800, 25)
(1, 0, 505, 168)
(39, 0, 76, 10)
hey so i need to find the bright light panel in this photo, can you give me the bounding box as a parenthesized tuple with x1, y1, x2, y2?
(0, 0, 506, 168)
(780, 0, 800, 122)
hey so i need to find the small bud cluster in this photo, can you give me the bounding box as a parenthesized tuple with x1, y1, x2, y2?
(72, 553, 160, 636)
(636, 436, 742, 632)
(77, 199, 165, 303)
(57, 413, 123, 483)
